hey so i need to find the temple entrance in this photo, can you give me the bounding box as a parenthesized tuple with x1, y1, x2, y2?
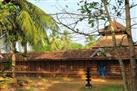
(97, 61, 107, 77)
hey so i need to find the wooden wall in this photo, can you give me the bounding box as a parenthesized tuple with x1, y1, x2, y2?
(0, 59, 130, 78)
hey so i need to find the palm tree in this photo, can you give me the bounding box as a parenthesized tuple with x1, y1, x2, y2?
(0, 0, 58, 78)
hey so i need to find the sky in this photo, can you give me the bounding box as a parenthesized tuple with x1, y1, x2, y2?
(29, 0, 80, 15)
(29, 0, 137, 44)
(30, 0, 89, 44)
(130, 1, 137, 42)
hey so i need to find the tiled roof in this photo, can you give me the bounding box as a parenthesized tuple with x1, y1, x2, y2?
(95, 35, 128, 47)
(0, 49, 97, 61)
(99, 21, 126, 35)
(1, 46, 137, 61)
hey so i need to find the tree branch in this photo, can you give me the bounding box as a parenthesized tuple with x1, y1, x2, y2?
(56, 15, 99, 36)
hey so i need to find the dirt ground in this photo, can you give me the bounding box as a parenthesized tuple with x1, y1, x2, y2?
(0, 77, 123, 91)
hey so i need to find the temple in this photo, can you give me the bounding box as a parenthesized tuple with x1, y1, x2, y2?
(0, 21, 136, 79)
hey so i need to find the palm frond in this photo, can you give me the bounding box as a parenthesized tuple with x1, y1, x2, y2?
(0, 2, 17, 34)
(26, 1, 58, 31)
(16, 10, 50, 46)
(14, 0, 58, 46)
(0, 0, 59, 52)
(15, 0, 58, 33)
(16, 10, 38, 44)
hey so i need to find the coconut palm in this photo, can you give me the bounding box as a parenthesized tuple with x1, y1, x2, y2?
(0, 0, 58, 78)
(0, 0, 58, 49)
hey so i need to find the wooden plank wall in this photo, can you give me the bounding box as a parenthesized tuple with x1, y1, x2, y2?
(0, 60, 130, 78)
(13, 60, 97, 77)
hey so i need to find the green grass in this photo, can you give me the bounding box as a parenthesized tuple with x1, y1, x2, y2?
(99, 85, 123, 91)
(80, 85, 123, 91)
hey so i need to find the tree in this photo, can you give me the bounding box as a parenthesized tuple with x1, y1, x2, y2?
(101, 1, 128, 91)
(84, 35, 97, 48)
(78, 0, 137, 91)
(0, 0, 58, 78)
(32, 30, 83, 51)
(125, 0, 137, 90)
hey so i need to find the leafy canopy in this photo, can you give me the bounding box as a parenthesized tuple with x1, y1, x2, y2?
(0, 0, 58, 49)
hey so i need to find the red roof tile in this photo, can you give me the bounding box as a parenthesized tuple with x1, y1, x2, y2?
(99, 21, 126, 35)
(1, 46, 137, 61)
(94, 35, 128, 47)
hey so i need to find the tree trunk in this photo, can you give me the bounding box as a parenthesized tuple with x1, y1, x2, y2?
(11, 52, 16, 78)
(125, 0, 137, 91)
(11, 41, 16, 78)
(101, 0, 128, 91)
(24, 43, 27, 54)
(118, 57, 129, 91)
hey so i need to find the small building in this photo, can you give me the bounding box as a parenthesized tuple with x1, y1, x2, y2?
(0, 21, 136, 78)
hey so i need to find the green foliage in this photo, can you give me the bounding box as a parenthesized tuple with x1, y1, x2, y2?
(79, 0, 124, 27)
(0, 0, 58, 51)
(70, 42, 83, 49)
(79, 1, 106, 27)
(17, 0, 58, 45)
(32, 36, 83, 52)
(32, 31, 83, 51)
(33, 42, 83, 52)
(84, 35, 97, 48)
(4, 61, 12, 70)
(32, 44, 51, 52)
(0, 60, 12, 73)
(0, 2, 17, 32)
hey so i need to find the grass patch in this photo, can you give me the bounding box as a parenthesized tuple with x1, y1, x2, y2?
(80, 85, 123, 91)
(99, 85, 123, 91)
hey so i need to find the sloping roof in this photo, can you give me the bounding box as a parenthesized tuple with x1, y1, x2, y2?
(27, 49, 96, 60)
(1, 46, 137, 61)
(99, 21, 126, 35)
(95, 35, 128, 47)
(0, 49, 96, 61)
(91, 47, 132, 60)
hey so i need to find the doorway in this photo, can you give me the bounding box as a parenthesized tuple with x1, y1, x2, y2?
(97, 61, 107, 77)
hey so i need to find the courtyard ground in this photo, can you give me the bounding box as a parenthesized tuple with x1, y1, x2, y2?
(0, 77, 123, 91)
